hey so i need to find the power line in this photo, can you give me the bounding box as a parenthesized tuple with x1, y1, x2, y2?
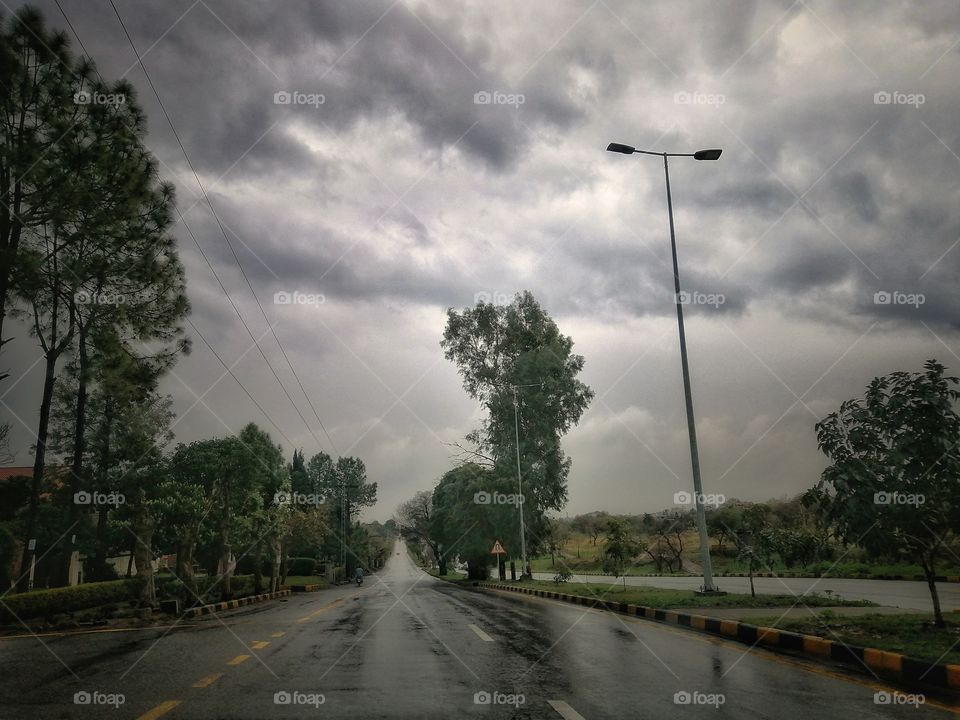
(106, 0, 339, 455)
(52, 0, 303, 452)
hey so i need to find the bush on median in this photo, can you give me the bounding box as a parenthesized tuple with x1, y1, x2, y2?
(0, 579, 139, 623)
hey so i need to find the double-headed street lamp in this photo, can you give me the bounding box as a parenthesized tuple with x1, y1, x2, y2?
(606, 142, 724, 594)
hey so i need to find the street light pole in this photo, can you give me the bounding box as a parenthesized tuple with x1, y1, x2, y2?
(606, 142, 723, 594)
(512, 386, 528, 577)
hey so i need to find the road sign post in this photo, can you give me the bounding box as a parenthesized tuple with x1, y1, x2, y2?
(490, 540, 507, 581)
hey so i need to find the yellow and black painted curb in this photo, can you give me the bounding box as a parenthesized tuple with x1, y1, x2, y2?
(184, 589, 291, 618)
(477, 582, 960, 692)
(284, 584, 322, 592)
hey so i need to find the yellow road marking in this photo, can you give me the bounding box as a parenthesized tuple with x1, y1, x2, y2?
(136, 700, 181, 720)
(271, 631, 285, 637)
(227, 654, 251, 665)
(506, 591, 960, 714)
(296, 596, 346, 623)
(192, 672, 223, 688)
(251, 640, 269, 649)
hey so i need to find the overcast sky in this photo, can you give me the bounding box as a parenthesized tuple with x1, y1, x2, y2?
(4, 0, 960, 522)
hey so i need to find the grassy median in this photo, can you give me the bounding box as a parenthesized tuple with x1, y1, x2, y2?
(742, 611, 960, 666)
(486, 579, 875, 609)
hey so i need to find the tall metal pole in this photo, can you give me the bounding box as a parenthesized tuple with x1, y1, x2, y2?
(663, 154, 717, 593)
(512, 386, 528, 576)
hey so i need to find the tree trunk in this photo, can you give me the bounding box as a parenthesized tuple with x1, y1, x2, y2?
(57, 330, 90, 586)
(253, 531, 263, 595)
(432, 543, 446, 576)
(132, 507, 155, 606)
(91, 401, 114, 579)
(176, 537, 197, 605)
(749, 569, 756, 598)
(269, 536, 281, 592)
(279, 537, 289, 584)
(17, 350, 58, 592)
(218, 487, 232, 598)
(921, 558, 944, 628)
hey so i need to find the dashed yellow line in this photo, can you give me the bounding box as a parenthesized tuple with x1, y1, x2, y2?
(251, 640, 269, 649)
(227, 654, 250, 665)
(192, 672, 223, 688)
(296, 596, 346, 623)
(271, 631, 285, 637)
(136, 700, 181, 720)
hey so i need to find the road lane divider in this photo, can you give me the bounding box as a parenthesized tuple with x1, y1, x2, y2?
(227, 654, 251, 665)
(548, 699, 587, 719)
(271, 631, 285, 637)
(296, 596, 346, 623)
(477, 582, 960, 693)
(468, 623, 494, 642)
(184, 589, 291, 618)
(192, 672, 223, 688)
(251, 640, 269, 649)
(136, 700, 181, 720)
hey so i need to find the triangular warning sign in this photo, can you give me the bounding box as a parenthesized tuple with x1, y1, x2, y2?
(490, 539, 507, 555)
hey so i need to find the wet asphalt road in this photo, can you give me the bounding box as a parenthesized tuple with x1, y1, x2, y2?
(1, 544, 957, 719)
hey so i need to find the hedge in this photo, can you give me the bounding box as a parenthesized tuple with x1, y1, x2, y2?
(0, 579, 138, 623)
(287, 557, 316, 576)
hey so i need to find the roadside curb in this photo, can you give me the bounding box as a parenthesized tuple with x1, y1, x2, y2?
(477, 583, 960, 693)
(183, 589, 291, 618)
(553, 571, 960, 583)
(284, 584, 323, 592)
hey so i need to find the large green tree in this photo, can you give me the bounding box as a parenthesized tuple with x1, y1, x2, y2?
(441, 291, 593, 554)
(806, 360, 960, 626)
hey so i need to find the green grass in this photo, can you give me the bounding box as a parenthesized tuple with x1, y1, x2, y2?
(490, 579, 875, 610)
(283, 576, 329, 587)
(428, 570, 467, 581)
(741, 611, 960, 666)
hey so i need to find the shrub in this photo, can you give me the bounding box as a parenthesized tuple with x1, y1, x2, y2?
(287, 557, 316, 576)
(0, 580, 138, 623)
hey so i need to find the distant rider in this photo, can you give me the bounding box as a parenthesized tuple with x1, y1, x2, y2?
(355, 566, 364, 584)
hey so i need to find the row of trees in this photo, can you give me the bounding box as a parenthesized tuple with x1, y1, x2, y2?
(398, 292, 594, 579)
(0, 8, 190, 592)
